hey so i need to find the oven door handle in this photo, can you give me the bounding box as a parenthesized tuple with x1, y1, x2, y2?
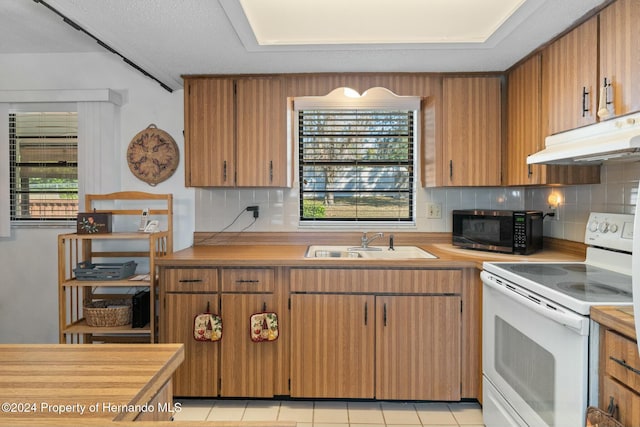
(481, 271, 589, 335)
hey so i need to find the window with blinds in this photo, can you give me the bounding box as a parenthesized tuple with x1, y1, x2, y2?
(298, 109, 415, 221)
(9, 112, 78, 221)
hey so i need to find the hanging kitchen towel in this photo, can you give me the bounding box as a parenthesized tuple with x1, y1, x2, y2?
(250, 312, 279, 342)
(193, 304, 222, 342)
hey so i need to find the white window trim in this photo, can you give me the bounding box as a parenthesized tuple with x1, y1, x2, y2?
(0, 89, 123, 236)
(294, 87, 421, 228)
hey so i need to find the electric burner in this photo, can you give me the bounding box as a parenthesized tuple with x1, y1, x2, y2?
(509, 264, 568, 276)
(556, 281, 632, 298)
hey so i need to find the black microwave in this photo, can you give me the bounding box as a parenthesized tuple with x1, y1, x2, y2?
(452, 209, 543, 254)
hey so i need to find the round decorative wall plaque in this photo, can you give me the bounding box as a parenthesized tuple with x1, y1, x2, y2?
(127, 124, 179, 186)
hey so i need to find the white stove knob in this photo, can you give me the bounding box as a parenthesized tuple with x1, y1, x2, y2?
(609, 223, 619, 233)
(598, 222, 609, 233)
(588, 220, 599, 232)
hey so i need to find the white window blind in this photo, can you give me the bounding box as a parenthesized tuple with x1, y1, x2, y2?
(298, 109, 415, 222)
(9, 112, 78, 221)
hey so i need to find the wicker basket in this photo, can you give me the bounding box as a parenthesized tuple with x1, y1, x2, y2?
(84, 299, 132, 327)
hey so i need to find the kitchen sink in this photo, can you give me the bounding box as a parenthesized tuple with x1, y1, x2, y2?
(305, 245, 437, 259)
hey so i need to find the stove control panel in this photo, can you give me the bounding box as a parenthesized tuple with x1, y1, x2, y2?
(585, 212, 634, 252)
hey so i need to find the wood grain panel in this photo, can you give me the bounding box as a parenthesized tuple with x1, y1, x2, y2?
(542, 18, 598, 135)
(184, 78, 235, 186)
(461, 268, 482, 400)
(505, 55, 600, 186)
(599, 0, 640, 118)
(290, 294, 375, 398)
(442, 76, 502, 186)
(163, 267, 218, 293)
(220, 294, 276, 397)
(505, 54, 542, 185)
(221, 268, 274, 293)
(236, 77, 288, 187)
(604, 330, 640, 394)
(601, 376, 640, 427)
(164, 293, 219, 397)
(375, 295, 461, 400)
(290, 268, 461, 294)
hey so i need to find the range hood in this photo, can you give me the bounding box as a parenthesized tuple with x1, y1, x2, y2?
(527, 112, 640, 165)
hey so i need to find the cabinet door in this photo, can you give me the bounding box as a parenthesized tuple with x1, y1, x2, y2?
(236, 77, 288, 187)
(505, 54, 543, 185)
(599, 0, 640, 118)
(164, 293, 219, 397)
(542, 18, 598, 135)
(601, 376, 640, 427)
(290, 294, 375, 398)
(220, 294, 276, 397)
(376, 295, 461, 400)
(184, 78, 235, 187)
(442, 76, 502, 186)
(504, 56, 600, 186)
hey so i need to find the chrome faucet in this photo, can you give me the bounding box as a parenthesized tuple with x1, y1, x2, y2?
(361, 232, 384, 249)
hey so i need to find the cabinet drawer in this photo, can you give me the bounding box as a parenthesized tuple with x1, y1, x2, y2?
(164, 268, 218, 293)
(222, 268, 274, 293)
(605, 330, 640, 394)
(601, 375, 640, 427)
(290, 268, 461, 294)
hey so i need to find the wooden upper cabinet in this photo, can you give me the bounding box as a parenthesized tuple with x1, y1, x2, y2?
(504, 54, 600, 186)
(505, 55, 542, 185)
(236, 77, 288, 187)
(184, 78, 235, 187)
(183, 76, 289, 187)
(599, 0, 640, 119)
(442, 76, 502, 186)
(542, 18, 598, 135)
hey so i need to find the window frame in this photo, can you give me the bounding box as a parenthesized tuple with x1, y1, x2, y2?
(294, 87, 420, 227)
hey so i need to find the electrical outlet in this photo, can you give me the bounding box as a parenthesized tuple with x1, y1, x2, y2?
(427, 203, 442, 219)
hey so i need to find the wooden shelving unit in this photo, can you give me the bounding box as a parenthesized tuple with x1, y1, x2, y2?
(58, 192, 173, 344)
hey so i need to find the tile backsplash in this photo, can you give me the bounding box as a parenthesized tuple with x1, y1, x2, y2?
(195, 162, 640, 243)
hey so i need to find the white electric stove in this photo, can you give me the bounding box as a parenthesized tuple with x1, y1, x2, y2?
(481, 212, 634, 427)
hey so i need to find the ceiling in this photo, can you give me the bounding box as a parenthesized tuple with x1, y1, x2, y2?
(1, 0, 607, 92)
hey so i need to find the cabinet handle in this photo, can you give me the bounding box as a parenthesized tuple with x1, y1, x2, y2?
(235, 279, 260, 284)
(223, 160, 227, 181)
(582, 86, 590, 117)
(527, 155, 532, 178)
(610, 356, 640, 375)
(179, 279, 203, 283)
(262, 301, 267, 311)
(269, 160, 273, 182)
(383, 303, 387, 327)
(364, 302, 368, 325)
(449, 160, 453, 180)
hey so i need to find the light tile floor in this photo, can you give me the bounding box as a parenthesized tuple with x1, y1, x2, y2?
(173, 399, 485, 427)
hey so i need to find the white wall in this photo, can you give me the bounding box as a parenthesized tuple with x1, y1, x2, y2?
(0, 52, 193, 343)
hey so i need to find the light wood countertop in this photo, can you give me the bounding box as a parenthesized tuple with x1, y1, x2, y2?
(157, 241, 585, 269)
(0, 344, 183, 423)
(591, 305, 637, 340)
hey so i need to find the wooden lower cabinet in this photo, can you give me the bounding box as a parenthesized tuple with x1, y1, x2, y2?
(376, 295, 461, 400)
(599, 328, 640, 426)
(164, 293, 219, 397)
(290, 292, 462, 400)
(220, 293, 277, 397)
(290, 294, 375, 398)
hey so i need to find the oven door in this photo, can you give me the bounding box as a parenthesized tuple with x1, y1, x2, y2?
(481, 271, 590, 427)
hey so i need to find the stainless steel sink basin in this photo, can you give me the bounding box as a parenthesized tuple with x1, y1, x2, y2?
(305, 245, 437, 259)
